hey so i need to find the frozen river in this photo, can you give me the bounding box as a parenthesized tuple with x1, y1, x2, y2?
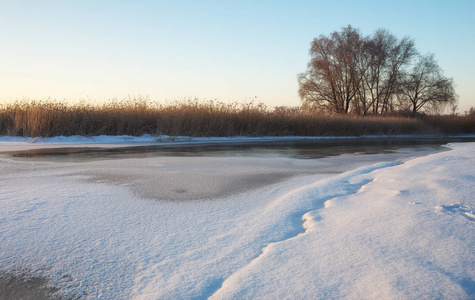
(0, 138, 451, 202)
(0, 136, 474, 299)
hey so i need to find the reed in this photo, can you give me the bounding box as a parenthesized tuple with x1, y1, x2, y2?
(0, 98, 473, 137)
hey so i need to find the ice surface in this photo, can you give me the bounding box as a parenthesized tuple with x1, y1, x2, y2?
(0, 139, 473, 299)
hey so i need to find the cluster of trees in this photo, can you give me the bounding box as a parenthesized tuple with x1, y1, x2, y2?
(298, 25, 457, 116)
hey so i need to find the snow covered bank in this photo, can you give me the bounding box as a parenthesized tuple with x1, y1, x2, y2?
(1, 134, 474, 150)
(0, 134, 355, 147)
(0, 142, 473, 299)
(212, 143, 475, 299)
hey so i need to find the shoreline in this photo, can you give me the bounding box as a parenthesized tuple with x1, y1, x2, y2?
(1, 134, 474, 156)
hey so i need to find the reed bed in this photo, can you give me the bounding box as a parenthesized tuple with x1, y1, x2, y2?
(0, 99, 473, 137)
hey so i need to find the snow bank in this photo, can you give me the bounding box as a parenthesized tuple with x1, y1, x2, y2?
(0, 142, 473, 299)
(2, 133, 471, 148)
(0, 134, 352, 146)
(211, 143, 475, 299)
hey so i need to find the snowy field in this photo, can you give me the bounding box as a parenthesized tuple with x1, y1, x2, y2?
(0, 136, 474, 299)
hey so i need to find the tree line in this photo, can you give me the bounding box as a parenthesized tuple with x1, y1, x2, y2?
(298, 25, 457, 116)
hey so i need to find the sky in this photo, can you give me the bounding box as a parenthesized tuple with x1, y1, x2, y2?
(1, 0, 474, 112)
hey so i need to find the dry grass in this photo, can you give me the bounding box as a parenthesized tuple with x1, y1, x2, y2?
(419, 115, 475, 134)
(0, 98, 473, 137)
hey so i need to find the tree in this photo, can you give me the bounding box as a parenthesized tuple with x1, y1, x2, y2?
(298, 25, 363, 114)
(398, 53, 456, 115)
(361, 29, 416, 114)
(467, 107, 475, 117)
(298, 26, 456, 116)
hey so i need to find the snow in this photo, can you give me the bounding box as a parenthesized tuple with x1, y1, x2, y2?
(211, 144, 475, 299)
(0, 134, 355, 148)
(0, 134, 381, 146)
(0, 138, 474, 299)
(2, 133, 473, 150)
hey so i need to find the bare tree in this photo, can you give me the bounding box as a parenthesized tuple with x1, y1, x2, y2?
(466, 107, 475, 117)
(298, 25, 363, 114)
(298, 26, 456, 116)
(398, 53, 456, 115)
(358, 29, 416, 114)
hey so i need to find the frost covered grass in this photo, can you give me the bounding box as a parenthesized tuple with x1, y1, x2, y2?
(0, 141, 474, 299)
(1, 98, 473, 137)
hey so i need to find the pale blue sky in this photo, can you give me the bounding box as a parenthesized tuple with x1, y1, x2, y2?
(1, 0, 474, 111)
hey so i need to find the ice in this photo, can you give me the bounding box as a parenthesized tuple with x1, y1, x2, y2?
(0, 139, 473, 299)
